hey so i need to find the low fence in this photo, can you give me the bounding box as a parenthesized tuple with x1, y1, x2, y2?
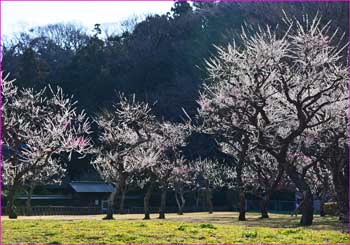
(2, 201, 297, 216)
(122, 205, 230, 214)
(246, 200, 295, 212)
(1, 206, 232, 216)
(2, 206, 103, 216)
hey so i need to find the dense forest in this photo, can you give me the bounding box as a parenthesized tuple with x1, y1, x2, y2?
(2, 1, 349, 181)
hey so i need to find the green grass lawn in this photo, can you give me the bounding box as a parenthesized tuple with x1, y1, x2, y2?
(2, 212, 349, 244)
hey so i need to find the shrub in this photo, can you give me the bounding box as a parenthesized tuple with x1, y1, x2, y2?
(242, 230, 258, 238)
(323, 202, 339, 216)
(199, 223, 216, 229)
(279, 229, 300, 235)
(178, 224, 187, 231)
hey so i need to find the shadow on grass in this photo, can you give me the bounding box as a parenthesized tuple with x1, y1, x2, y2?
(163, 212, 345, 231)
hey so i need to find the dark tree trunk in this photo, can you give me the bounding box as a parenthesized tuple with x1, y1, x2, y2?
(116, 174, 127, 215)
(205, 185, 213, 214)
(236, 162, 246, 221)
(25, 184, 36, 216)
(144, 182, 154, 220)
(195, 190, 200, 210)
(104, 187, 117, 220)
(330, 153, 349, 224)
(158, 189, 167, 219)
(238, 190, 246, 221)
(292, 182, 314, 226)
(334, 176, 349, 223)
(279, 156, 314, 226)
(300, 190, 314, 226)
(118, 190, 126, 214)
(236, 138, 248, 221)
(175, 190, 186, 215)
(261, 168, 283, 219)
(260, 194, 269, 219)
(319, 196, 326, 217)
(7, 188, 17, 219)
(338, 198, 349, 224)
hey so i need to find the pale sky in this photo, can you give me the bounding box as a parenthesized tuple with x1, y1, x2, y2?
(1, 1, 174, 37)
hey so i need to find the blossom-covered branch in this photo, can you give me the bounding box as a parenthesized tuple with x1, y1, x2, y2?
(2, 75, 92, 219)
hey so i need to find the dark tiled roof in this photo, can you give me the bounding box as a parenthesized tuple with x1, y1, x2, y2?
(69, 181, 115, 193)
(16, 195, 72, 200)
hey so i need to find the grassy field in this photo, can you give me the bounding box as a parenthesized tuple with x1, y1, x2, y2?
(2, 212, 349, 244)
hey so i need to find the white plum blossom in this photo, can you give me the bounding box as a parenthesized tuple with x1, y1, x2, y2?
(168, 163, 194, 215)
(197, 14, 348, 225)
(91, 93, 157, 219)
(124, 121, 191, 219)
(191, 158, 232, 214)
(2, 75, 92, 218)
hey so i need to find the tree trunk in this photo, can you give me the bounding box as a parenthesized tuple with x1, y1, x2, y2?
(206, 185, 213, 214)
(261, 168, 283, 219)
(117, 174, 128, 215)
(338, 199, 349, 223)
(7, 187, 17, 219)
(195, 191, 200, 209)
(280, 157, 314, 226)
(260, 194, 269, 219)
(104, 187, 117, 220)
(118, 190, 126, 214)
(144, 182, 154, 220)
(25, 184, 36, 216)
(175, 190, 186, 215)
(175, 192, 182, 215)
(238, 190, 246, 221)
(331, 156, 349, 223)
(158, 189, 167, 219)
(180, 192, 185, 214)
(334, 180, 349, 223)
(319, 202, 325, 217)
(300, 190, 314, 226)
(319, 196, 326, 217)
(236, 147, 246, 221)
